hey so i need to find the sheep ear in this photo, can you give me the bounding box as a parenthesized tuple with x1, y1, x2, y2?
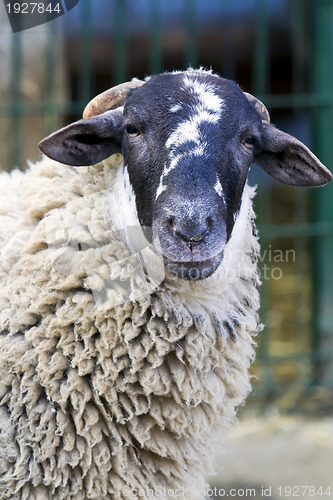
(38, 109, 124, 167)
(254, 122, 332, 186)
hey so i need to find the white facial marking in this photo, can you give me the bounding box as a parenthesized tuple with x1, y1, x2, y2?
(182, 75, 224, 114)
(156, 72, 224, 200)
(155, 181, 167, 200)
(214, 178, 224, 198)
(155, 142, 208, 201)
(165, 112, 219, 150)
(170, 103, 182, 113)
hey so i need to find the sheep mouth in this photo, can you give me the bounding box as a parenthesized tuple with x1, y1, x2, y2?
(163, 251, 224, 280)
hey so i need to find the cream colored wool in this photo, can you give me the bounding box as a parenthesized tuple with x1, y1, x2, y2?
(0, 154, 260, 499)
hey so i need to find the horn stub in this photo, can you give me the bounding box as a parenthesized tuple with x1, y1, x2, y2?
(83, 78, 145, 119)
(244, 92, 270, 123)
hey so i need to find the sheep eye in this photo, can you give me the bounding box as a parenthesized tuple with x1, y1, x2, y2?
(126, 125, 140, 138)
(242, 136, 256, 149)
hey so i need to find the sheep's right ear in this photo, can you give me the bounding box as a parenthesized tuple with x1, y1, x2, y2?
(38, 109, 124, 167)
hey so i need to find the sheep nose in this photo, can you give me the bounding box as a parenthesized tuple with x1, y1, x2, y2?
(169, 217, 212, 247)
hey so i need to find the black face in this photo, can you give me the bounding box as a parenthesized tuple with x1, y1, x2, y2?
(39, 70, 331, 280)
(121, 71, 262, 280)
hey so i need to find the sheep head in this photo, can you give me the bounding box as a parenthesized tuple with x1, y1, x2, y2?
(39, 69, 331, 280)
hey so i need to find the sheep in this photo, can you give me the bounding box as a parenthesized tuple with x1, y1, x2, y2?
(0, 68, 331, 500)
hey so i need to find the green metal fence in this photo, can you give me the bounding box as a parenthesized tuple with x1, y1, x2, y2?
(1, 0, 333, 410)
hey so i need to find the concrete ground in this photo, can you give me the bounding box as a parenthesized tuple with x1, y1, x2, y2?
(209, 413, 333, 500)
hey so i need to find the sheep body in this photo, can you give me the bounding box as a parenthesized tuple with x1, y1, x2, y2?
(0, 154, 260, 499)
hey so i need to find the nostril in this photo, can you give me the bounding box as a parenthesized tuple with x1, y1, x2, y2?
(188, 227, 209, 243)
(165, 214, 213, 246)
(174, 228, 189, 243)
(174, 224, 210, 247)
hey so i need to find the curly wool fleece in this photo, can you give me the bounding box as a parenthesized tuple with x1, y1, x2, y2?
(0, 154, 260, 499)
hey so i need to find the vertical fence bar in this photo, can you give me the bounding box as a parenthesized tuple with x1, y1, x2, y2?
(291, 0, 306, 95)
(149, 0, 162, 75)
(10, 33, 22, 169)
(78, 0, 92, 108)
(312, 0, 333, 389)
(114, 0, 128, 84)
(45, 24, 59, 134)
(252, 0, 269, 96)
(290, 0, 311, 391)
(252, 0, 274, 399)
(184, 0, 197, 68)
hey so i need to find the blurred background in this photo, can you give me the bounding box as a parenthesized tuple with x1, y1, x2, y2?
(0, 0, 332, 498)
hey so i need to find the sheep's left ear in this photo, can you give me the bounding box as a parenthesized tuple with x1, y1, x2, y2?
(38, 108, 124, 167)
(254, 122, 332, 186)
